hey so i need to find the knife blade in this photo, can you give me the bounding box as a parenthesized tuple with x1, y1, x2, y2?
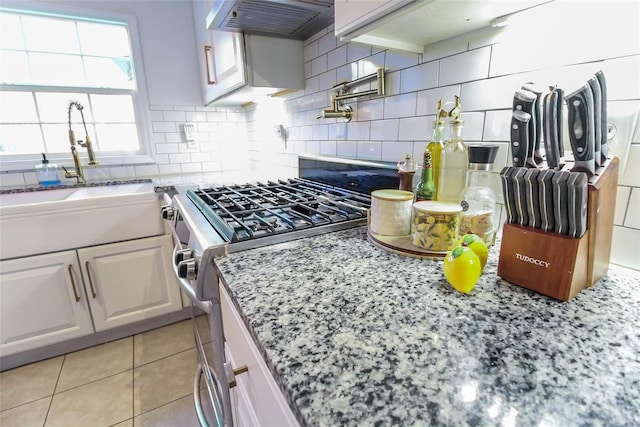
(522, 83, 545, 166)
(511, 110, 531, 168)
(513, 89, 538, 168)
(587, 76, 603, 167)
(551, 170, 570, 235)
(565, 84, 596, 176)
(543, 89, 561, 169)
(500, 166, 518, 224)
(512, 167, 529, 227)
(537, 169, 555, 232)
(524, 168, 541, 229)
(595, 70, 608, 163)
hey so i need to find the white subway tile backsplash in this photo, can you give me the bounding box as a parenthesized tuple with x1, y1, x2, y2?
(381, 142, 414, 162)
(150, 132, 166, 144)
(227, 112, 246, 122)
(615, 186, 631, 226)
(149, 111, 163, 121)
(385, 69, 401, 96)
(206, 111, 226, 121)
(336, 63, 357, 84)
(398, 116, 430, 141)
(156, 143, 180, 154)
(155, 154, 169, 164)
(422, 38, 469, 63)
(384, 93, 417, 119)
(305, 61, 312, 79)
(191, 152, 212, 162)
(319, 69, 338, 92)
(0, 173, 25, 187)
(162, 111, 186, 122)
(347, 42, 372, 63)
(347, 121, 370, 141)
(304, 40, 319, 63)
(358, 51, 385, 77)
(300, 125, 313, 141)
(460, 112, 485, 142)
(181, 163, 202, 173)
(23, 172, 38, 185)
(416, 86, 461, 116)
(312, 124, 329, 140)
(337, 141, 357, 157)
(611, 226, 640, 270)
(320, 140, 337, 156)
(152, 122, 176, 133)
(461, 73, 524, 111)
(619, 145, 640, 187)
(400, 62, 438, 93)
(109, 166, 136, 179)
(311, 55, 328, 76)
(370, 119, 399, 141)
(169, 153, 191, 163)
(385, 50, 420, 70)
(439, 47, 490, 86)
(487, 142, 510, 172)
(603, 55, 640, 101)
(165, 132, 183, 143)
(483, 110, 511, 141)
(305, 140, 321, 154)
(186, 111, 207, 122)
(305, 75, 319, 94)
(328, 45, 347, 70)
(358, 98, 384, 121)
(157, 164, 181, 175)
(329, 123, 347, 140)
(134, 164, 159, 177)
(357, 141, 382, 160)
(624, 188, 640, 229)
(318, 32, 337, 56)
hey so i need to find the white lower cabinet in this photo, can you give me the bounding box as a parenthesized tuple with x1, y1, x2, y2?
(0, 234, 182, 357)
(220, 284, 298, 427)
(78, 234, 182, 332)
(0, 251, 93, 357)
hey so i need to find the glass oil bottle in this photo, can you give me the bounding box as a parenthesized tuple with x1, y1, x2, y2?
(437, 95, 468, 204)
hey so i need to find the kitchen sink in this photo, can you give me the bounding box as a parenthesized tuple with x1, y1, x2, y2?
(0, 182, 164, 260)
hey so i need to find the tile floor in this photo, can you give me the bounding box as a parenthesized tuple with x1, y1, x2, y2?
(0, 317, 211, 427)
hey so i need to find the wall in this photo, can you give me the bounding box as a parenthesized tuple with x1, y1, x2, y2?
(245, 0, 640, 270)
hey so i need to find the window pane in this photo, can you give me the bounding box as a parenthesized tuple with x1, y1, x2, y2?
(36, 92, 92, 123)
(42, 125, 79, 153)
(78, 22, 130, 57)
(95, 124, 139, 151)
(30, 52, 84, 86)
(22, 15, 79, 54)
(0, 124, 44, 154)
(91, 94, 135, 122)
(0, 50, 31, 84)
(0, 91, 38, 123)
(1, 14, 24, 49)
(84, 56, 134, 89)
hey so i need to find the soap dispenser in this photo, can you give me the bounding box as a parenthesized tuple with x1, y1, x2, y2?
(36, 153, 61, 186)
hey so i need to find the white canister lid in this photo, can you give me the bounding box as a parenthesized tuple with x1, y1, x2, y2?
(413, 201, 463, 214)
(371, 189, 413, 201)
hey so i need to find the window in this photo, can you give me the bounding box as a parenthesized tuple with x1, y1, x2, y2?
(0, 4, 151, 170)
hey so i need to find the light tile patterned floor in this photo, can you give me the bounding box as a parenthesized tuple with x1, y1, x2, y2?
(0, 318, 210, 427)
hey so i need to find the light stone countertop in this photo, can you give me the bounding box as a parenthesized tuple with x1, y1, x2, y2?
(216, 227, 640, 427)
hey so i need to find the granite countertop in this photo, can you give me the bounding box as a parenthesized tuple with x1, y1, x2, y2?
(216, 227, 640, 427)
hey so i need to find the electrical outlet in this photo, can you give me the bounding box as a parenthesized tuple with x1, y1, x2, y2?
(182, 123, 197, 148)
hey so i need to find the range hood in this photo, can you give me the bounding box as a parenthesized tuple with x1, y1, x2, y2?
(207, 0, 334, 40)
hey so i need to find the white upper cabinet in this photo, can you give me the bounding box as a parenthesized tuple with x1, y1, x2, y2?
(191, 1, 305, 105)
(334, 0, 546, 54)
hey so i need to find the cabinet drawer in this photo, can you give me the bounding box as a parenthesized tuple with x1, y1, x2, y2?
(220, 285, 298, 427)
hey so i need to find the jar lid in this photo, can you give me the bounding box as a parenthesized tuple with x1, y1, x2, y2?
(371, 189, 414, 201)
(413, 201, 463, 213)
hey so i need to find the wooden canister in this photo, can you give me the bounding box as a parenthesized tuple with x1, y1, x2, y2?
(370, 189, 414, 236)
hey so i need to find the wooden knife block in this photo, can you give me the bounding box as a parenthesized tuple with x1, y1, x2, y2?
(497, 157, 619, 301)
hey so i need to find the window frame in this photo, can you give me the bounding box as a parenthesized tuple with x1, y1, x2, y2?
(0, 0, 155, 173)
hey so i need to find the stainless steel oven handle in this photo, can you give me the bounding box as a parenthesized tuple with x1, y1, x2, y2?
(194, 363, 225, 427)
(172, 244, 212, 314)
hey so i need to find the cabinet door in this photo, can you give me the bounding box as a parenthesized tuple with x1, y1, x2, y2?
(0, 251, 93, 357)
(78, 235, 182, 332)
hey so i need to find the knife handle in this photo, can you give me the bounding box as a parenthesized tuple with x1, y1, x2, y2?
(511, 110, 530, 168)
(565, 84, 595, 175)
(543, 91, 560, 169)
(555, 87, 565, 158)
(595, 70, 608, 162)
(514, 90, 538, 168)
(522, 83, 544, 165)
(588, 76, 602, 167)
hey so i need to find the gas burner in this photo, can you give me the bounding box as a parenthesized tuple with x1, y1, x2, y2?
(250, 218, 278, 232)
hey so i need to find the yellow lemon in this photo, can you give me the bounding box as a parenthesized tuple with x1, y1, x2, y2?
(443, 246, 482, 294)
(455, 234, 488, 271)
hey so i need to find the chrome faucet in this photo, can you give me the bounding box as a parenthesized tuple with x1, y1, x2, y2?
(65, 101, 98, 183)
